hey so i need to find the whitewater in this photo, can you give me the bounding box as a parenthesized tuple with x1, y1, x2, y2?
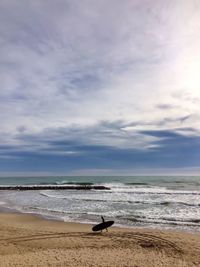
(0, 176, 199, 232)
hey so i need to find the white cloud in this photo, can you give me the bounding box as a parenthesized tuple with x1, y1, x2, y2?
(0, 0, 200, 151)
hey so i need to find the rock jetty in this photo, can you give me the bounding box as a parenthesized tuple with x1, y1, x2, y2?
(0, 185, 110, 190)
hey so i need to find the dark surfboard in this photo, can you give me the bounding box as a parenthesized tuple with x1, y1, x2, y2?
(92, 220, 114, 232)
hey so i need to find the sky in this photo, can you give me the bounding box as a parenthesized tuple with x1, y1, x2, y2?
(0, 0, 200, 176)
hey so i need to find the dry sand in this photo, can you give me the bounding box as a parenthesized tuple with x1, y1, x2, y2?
(0, 212, 199, 267)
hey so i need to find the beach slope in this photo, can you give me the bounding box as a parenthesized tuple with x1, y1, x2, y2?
(0, 213, 199, 267)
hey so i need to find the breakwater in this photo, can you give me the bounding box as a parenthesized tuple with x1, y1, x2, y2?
(0, 185, 110, 190)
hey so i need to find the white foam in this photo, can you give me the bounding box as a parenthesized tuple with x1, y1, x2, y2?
(107, 185, 200, 195)
(39, 191, 68, 199)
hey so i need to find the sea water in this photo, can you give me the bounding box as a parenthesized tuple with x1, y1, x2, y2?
(0, 176, 199, 232)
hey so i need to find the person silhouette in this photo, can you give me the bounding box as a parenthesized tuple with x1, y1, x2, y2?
(101, 216, 105, 223)
(101, 216, 108, 232)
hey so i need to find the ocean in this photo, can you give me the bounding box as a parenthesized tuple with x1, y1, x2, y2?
(0, 176, 199, 232)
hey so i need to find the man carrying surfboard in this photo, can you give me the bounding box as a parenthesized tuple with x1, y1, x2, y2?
(92, 216, 114, 232)
(101, 216, 105, 223)
(101, 216, 107, 232)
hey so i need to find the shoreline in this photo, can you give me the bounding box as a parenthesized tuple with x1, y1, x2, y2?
(0, 211, 200, 266)
(1, 176, 199, 236)
(1, 203, 200, 235)
(1, 207, 200, 234)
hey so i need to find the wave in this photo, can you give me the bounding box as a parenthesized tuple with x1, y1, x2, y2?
(109, 187, 200, 195)
(160, 217, 200, 224)
(39, 191, 200, 207)
(38, 182, 57, 185)
(94, 182, 200, 195)
(8, 202, 200, 228)
(40, 191, 68, 199)
(125, 215, 200, 227)
(2, 181, 199, 195)
(26, 206, 67, 214)
(95, 199, 199, 207)
(128, 200, 200, 207)
(125, 182, 149, 186)
(159, 201, 200, 207)
(55, 181, 94, 186)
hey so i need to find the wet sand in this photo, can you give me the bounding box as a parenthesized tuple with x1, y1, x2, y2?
(0, 212, 199, 267)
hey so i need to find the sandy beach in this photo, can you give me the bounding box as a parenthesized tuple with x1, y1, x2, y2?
(0, 212, 199, 267)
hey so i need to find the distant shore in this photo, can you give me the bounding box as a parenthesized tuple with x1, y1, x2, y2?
(0, 211, 199, 267)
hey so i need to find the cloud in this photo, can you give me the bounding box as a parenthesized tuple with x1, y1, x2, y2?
(0, 120, 200, 174)
(0, 0, 200, 173)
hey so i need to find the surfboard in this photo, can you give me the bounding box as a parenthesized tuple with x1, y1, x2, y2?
(92, 220, 114, 232)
